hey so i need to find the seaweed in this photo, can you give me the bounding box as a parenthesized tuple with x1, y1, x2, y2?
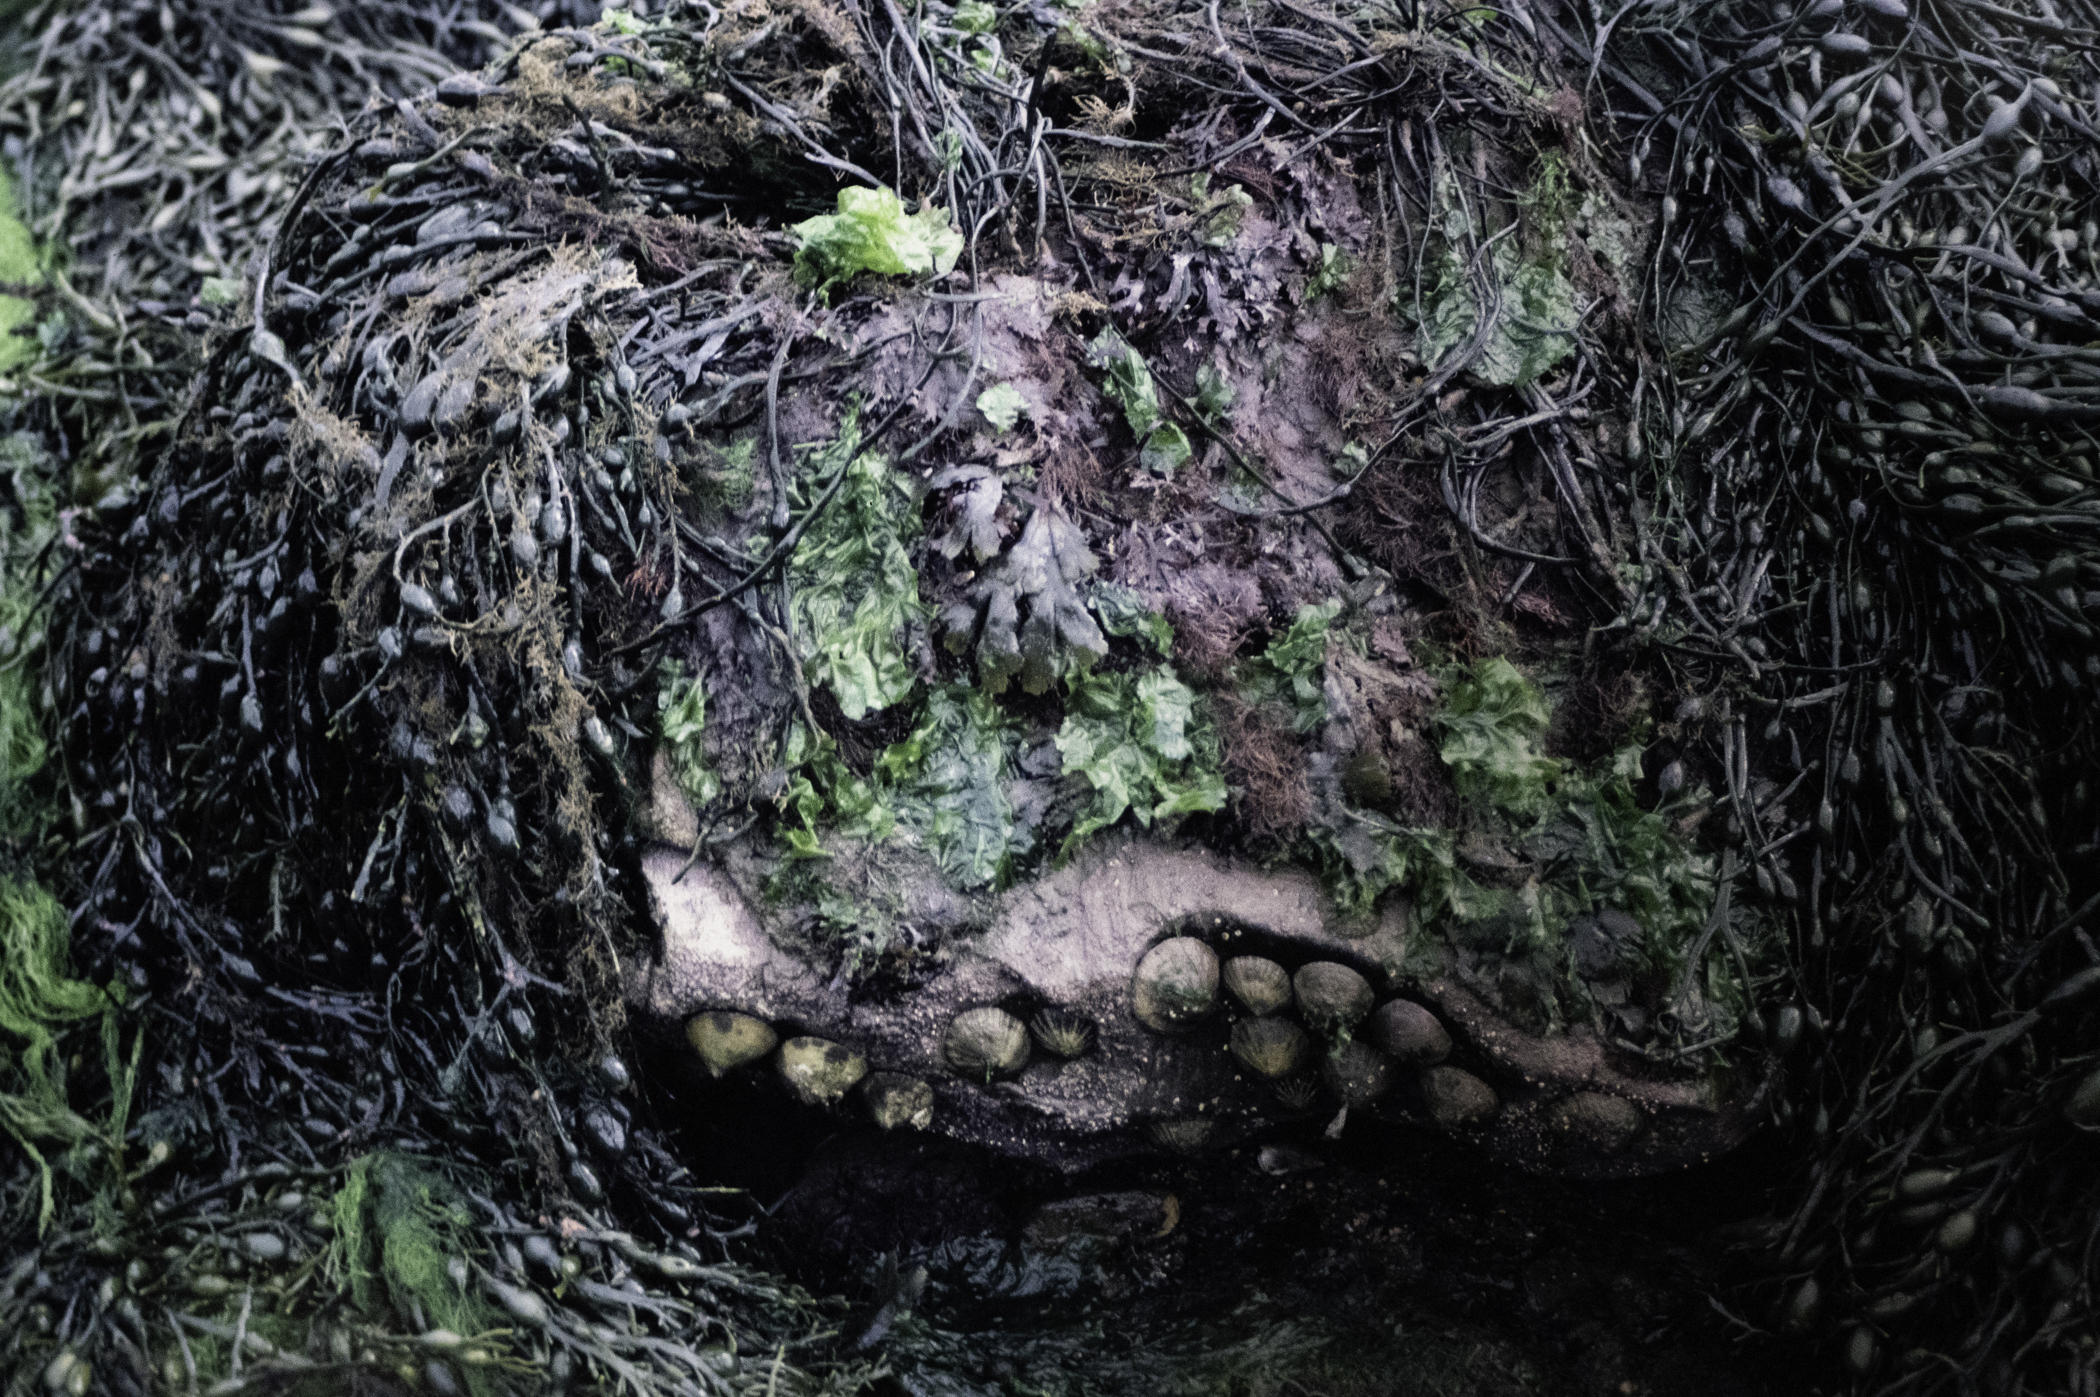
(791, 186, 964, 298)
(1085, 329, 1193, 477)
(879, 684, 1032, 890)
(656, 662, 722, 809)
(1434, 657, 1563, 819)
(1056, 666, 1228, 858)
(790, 408, 925, 721)
(1238, 600, 1342, 735)
(330, 1153, 502, 1356)
(941, 504, 1109, 696)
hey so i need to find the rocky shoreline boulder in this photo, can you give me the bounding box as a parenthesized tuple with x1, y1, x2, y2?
(635, 833, 1755, 1179)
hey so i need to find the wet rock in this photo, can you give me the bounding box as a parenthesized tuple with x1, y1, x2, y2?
(1367, 1000, 1450, 1064)
(1421, 1066, 1499, 1128)
(1022, 1191, 1173, 1249)
(638, 839, 1748, 1175)
(862, 1073, 935, 1131)
(1221, 955, 1292, 1016)
(685, 1011, 777, 1077)
(778, 1037, 867, 1106)
(1132, 937, 1220, 1034)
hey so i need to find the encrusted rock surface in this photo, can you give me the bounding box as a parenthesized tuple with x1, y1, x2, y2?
(634, 836, 1754, 1176)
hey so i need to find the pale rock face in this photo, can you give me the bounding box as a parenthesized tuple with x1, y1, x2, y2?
(632, 836, 1755, 1177)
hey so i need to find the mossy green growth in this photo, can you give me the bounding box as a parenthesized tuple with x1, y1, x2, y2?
(0, 172, 42, 373)
(1, 432, 60, 838)
(331, 1153, 503, 1379)
(688, 431, 757, 511)
(0, 877, 127, 1230)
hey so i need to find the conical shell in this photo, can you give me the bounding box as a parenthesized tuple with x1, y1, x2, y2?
(776, 1037, 868, 1106)
(945, 1007, 1031, 1079)
(1222, 956, 1292, 1016)
(1420, 1065, 1498, 1128)
(1549, 1092, 1643, 1154)
(685, 1011, 778, 1078)
(1029, 1008, 1095, 1059)
(862, 1073, 935, 1131)
(1321, 1039, 1393, 1108)
(1149, 1118, 1215, 1155)
(1230, 1016, 1311, 1080)
(1132, 938, 1219, 1034)
(1293, 961, 1374, 1034)
(1368, 1000, 1451, 1064)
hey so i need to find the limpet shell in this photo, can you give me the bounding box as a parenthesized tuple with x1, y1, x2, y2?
(1321, 1040, 1393, 1108)
(1420, 1066, 1498, 1128)
(1367, 1000, 1451, 1064)
(945, 1007, 1031, 1080)
(1294, 962, 1374, 1035)
(1132, 938, 1219, 1034)
(1230, 1016, 1311, 1080)
(1221, 956, 1292, 1016)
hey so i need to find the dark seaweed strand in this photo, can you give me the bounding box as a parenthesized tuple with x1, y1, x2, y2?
(1544, 0, 2100, 1389)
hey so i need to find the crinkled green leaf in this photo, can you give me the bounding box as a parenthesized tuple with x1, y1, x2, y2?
(941, 505, 1106, 695)
(790, 186, 964, 295)
(1306, 242, 1351, 301)
(789, 408, 923, 720)
(1139, 421, 1193, 475)
(1414, 164, 1580, 387)
(1435, 656, 1561, 817)
(779, 721, 894, 859)
(952, 0, 998, 31)
(1088, 328, 1163, 436)
(1192, 362, 1234, 428)
(1091, 581, 1174, 655)
(1056, 665, 1226, 856)
(1237, 599, 1342, 733)
(1086, 328, 1193, 476)
(974, 382, 1024, 430)
(975, 381, 1027, 432)
(657, 665, 721, 808)
(1305, 811, 1454, 920)
(878, 684, 1031, 888)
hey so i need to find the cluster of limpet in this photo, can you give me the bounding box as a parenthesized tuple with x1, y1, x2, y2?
(1129, 936, 1507, 1139)
(683, 1010, 932, 1131)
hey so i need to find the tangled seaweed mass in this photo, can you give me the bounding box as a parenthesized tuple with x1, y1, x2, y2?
(1, 0, 2099, 1392)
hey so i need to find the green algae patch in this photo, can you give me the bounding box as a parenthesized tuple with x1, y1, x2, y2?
(789, 407, 924, 721)
(1057, 665, 1228, 858)
(0, 172, 42, 373)
(331, 1154, 503, 1357)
